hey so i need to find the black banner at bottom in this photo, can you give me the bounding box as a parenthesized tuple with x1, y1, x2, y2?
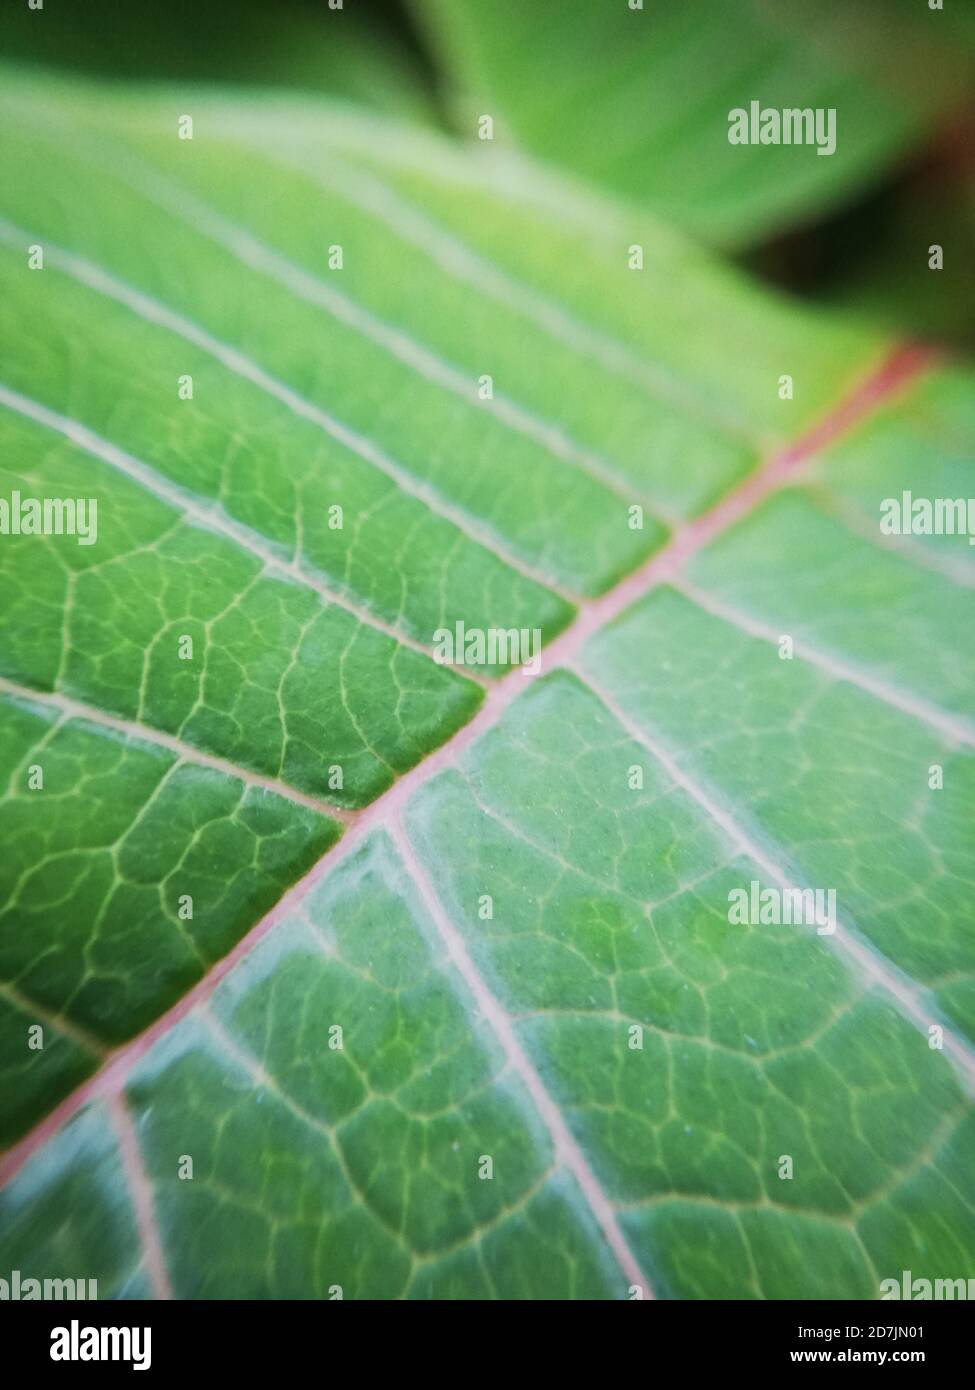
(0, 1298, 969, 1374)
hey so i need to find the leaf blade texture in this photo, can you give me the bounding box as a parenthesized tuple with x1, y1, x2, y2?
(0, 71, 973, 1299)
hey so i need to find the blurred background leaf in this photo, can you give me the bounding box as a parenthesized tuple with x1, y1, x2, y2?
(416, 0, 975, 349)
(416, 0, 975, 246)
(819, 133, 975, 344)
(0, 0, 434, 120)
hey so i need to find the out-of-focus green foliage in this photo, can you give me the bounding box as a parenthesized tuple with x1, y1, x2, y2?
(419, 0, 975, 249)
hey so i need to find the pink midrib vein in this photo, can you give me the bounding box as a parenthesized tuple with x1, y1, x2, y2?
(0, 344, 933, 1291)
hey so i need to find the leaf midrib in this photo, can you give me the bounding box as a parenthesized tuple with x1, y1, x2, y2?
(5, 346, 960, 1303)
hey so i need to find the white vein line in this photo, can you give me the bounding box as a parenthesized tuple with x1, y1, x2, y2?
(101, 161, 671, 522)
(573, 666, 975, 1097)
(0, 379, 495, 676)
(108, 1093, 173, 1299)
(387, 815, 651, 1296)
(0, 218, 577, 605)
(805, 484, 975, 590)
(0, 675, 353, 824)
(675, 579, 975, 749)
(197, 1010, 425, 1258)
(220, 130, 757, 447)
(0, 978, 105, 1056)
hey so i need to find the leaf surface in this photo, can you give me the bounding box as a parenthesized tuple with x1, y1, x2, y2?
(0, 71, 973, 1299)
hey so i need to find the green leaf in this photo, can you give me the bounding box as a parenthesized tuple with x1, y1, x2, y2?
(0, 0, 434, 122)
(1, 70, 973, 1300)
(418, 0, 975, 247)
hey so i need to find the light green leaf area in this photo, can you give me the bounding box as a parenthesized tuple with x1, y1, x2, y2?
(419, 0, 975, 247)
(809, 367, 975, 581)
(0, 1106, 153, 1300)
(0, 71, 882, 540)
(0, 72, 973, 1298)
(4, 635, 974, 1296)
(404, 669, 975, 1297)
